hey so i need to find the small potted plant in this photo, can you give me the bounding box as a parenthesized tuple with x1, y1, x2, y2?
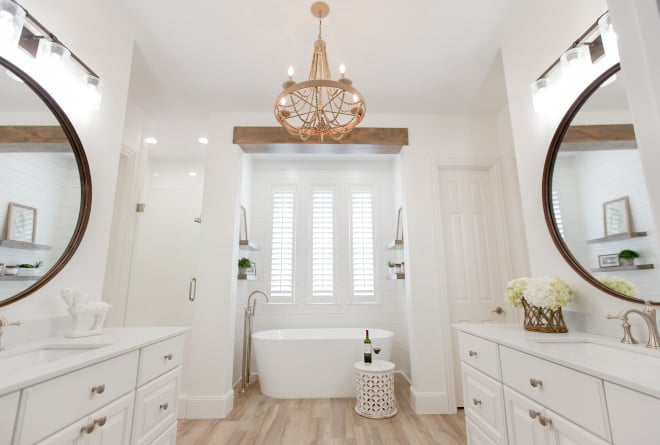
(18, 261, 42, 276)
(387, 261, 396, 275)
(618, 249, 639, 266)
(238, 257, 252, 275)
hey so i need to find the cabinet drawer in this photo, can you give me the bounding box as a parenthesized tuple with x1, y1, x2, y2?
(462, 363, 507, 445)
(499, 346, 610, 441)
(458, 332, 500, 380)
(0, 391, 19, 445)
(605, 382, 660, 445)
(132, 366, 181, 445)
(150, 421, 178, 445)
(17, 350, 139, 445)
(466, 417, 498, 445)
(138, 335, 184, 386)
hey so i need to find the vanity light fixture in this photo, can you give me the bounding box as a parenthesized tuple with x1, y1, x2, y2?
(531, 11, 616, 114)
(273, 1, 366, 142)
(0, 0, 103, 110)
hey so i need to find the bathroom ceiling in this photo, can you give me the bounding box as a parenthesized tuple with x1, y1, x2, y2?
(115, 0, 526, 159)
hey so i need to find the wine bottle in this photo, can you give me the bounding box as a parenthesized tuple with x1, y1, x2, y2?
(363, 329, 372, 364)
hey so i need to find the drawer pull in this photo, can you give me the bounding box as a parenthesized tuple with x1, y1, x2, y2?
(539, 415, 552, 426)
(80, 422, 96, 434)
(164, 353, 174, 361)
(529, 378, 543, 388)
(160, 402, 169, 410)
(94, 416, 107, 427)
(528, 409, 541, 419)
(91, 384, 106, 394)
(472, 398, 481, 406)
(468, 350, 478, 357)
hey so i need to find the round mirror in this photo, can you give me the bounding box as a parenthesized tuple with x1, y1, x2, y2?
(0, 55, 91, 306)
(543, 63, 660, 304)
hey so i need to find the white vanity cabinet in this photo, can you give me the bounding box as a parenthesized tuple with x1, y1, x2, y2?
(456, 326, 659, 445)
(0, 328, 186, 445)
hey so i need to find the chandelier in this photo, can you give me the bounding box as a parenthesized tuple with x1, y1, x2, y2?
(274, 2, 366, 142)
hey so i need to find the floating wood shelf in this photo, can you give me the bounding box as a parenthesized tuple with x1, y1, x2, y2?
(0, 275, 40, 281)
(0, 239, 51, 250)
(239, 240, 260, 251)
(237, 274, 257, 281)
(591, 264, 654, 273)
(586, 232, 647, 244)
(387, 273, 405, 280)
(386, 240, 403, 250)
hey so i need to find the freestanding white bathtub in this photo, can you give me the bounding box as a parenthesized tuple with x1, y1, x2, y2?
(252, 328, 394, 399)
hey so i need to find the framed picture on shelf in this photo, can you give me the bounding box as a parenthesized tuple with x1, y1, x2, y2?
(598, 254, 620, 268)
(603, 197, 632, 236)
(245, 262, 256, 276)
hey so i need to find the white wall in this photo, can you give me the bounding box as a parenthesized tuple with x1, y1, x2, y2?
(0, 0, 134, 324)
(233, 158, 410, 384)
(500, 0, 660, 336)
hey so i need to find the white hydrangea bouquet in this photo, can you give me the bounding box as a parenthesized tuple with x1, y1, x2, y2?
(596, 275, 638, 298)
(505, 277, 573, 333)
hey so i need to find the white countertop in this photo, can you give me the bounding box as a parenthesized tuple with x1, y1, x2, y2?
(0, 326, 189, 396)
(453, 323, 660, 399)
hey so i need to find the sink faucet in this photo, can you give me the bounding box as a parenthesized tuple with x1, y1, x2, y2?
(246, 290, 269, 316)
(0, 316, 21, 352)
(607, 301, 660, 349)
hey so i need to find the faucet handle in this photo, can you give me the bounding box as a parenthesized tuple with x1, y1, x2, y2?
(607, 313, 623, 320)
(643, 301, 656, 316)
(0, 316, 20, 327)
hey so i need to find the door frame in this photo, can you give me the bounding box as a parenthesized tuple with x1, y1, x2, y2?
(430, 158, 515, 410)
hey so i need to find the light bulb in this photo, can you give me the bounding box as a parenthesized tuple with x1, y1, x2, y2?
(287, 65, 294, 77)
(531, 78, 554, 114)
(144, 137, 158, 144)
(339, 64, 346, 75)
(598, 12, 619, 61)
(352, 93, 359, 102)
(0, 0, 25, 50)
(280, 96, 287, 106)
(81, 75, 103, 110)
(198, 137, 209, 144)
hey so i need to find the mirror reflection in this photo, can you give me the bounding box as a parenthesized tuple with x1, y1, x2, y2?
(0, 59, 82, 304)
(550, 66, 660, 301)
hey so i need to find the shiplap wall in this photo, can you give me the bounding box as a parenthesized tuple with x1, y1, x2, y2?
(0, 152, 80, 300)
(233, 157, 410, 383)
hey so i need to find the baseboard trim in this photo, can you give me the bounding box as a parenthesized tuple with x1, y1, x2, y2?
(396, 370, 412, 384)
(409, 386, 450, 414)
(182, 388, 234, 419)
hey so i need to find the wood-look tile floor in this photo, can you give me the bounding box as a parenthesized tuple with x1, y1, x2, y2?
(177, 375, 466, 445)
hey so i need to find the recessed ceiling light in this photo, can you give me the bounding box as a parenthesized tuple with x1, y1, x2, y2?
(144, 137, 158, 144)
(188, 171, 197, 176)
(198, 137, 209, 144)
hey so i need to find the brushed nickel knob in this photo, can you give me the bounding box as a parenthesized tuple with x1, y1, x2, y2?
(528, 409, 541, 419)
(80, 422, 95, 434)
(468, 350, 477, 357)
(472, 398, 482, 406)
(164, 353, 174, 360)
(539, 415, 553, 426)
(91, 384, 106, 394)
(160, 402, 169, 410)
(94, 416, 107, 427)
(529, 378, 543, 388)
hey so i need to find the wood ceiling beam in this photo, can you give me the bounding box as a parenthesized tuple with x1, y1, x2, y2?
(563, 124, 635, 143)
(233, 127, 408, 154)
(0, 126, 68, 143)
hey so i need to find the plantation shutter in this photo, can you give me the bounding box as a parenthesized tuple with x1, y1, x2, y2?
(311, 190, 334, 298)
(351, 190, 375, 297)
(270, 191, 295, 299)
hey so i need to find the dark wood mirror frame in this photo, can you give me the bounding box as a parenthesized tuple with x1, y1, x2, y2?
(542, 63, 658, 305)
(0, 55, 92, 307)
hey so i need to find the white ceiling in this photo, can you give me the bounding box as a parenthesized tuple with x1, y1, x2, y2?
(124, 1, 528, 158)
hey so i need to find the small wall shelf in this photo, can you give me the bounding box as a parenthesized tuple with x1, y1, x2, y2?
(386, 240, 403, 250)
(387, 273, 405, 280)
(0, 275, 40, 281)
(239, 240, 260, 251)
(591, 264, 654, 273)
(0, 239, 51, 250)
(587, 232, 647, 244)
(237, 273, 257, 281)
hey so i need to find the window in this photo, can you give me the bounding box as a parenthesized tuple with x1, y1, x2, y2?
(351, 190, 375, 298)
(551, 189, 565, 239)
(311, 190, 334, 298)
(270, 190, 295, 299)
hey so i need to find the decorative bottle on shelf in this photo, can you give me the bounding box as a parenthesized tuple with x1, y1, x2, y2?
(363, 329, 372, 364)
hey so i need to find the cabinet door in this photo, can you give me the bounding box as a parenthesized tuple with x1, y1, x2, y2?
(605, 381, 660, 444)
(545, 408, 609, 445)
(503, 387, 547, 445)
(149, 422, 177, 445)
(88, 392, 135, 445)
(466, 418, 498, 445)
(37, 419, 90, 445)
(0, 391, 19, 445)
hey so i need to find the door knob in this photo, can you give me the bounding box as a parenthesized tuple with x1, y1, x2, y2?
(492, 307, 504, 315)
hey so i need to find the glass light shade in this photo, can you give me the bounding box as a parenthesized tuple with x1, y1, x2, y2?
(82, 74, 103, 110)
(598, 12, 619, 61)
(560, 45, 591, 78)
(0, 0, 25, 51)
(531, 78, 554, 113)
(37, 40, 71, 65)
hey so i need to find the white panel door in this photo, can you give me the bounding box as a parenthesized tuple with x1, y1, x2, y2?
(436, 164, 512, 406)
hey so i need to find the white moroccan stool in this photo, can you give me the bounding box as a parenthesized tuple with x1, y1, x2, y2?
(353, 360, 397, 418)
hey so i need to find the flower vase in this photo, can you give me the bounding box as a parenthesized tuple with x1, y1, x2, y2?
(521, 298, 568, 333)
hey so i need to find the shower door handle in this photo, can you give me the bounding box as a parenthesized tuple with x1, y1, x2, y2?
(189, 278, 197, 302)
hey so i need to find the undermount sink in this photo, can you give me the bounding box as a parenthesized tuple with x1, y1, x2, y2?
(532, 338, 660, 366)
(0, 343, 111, 374)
